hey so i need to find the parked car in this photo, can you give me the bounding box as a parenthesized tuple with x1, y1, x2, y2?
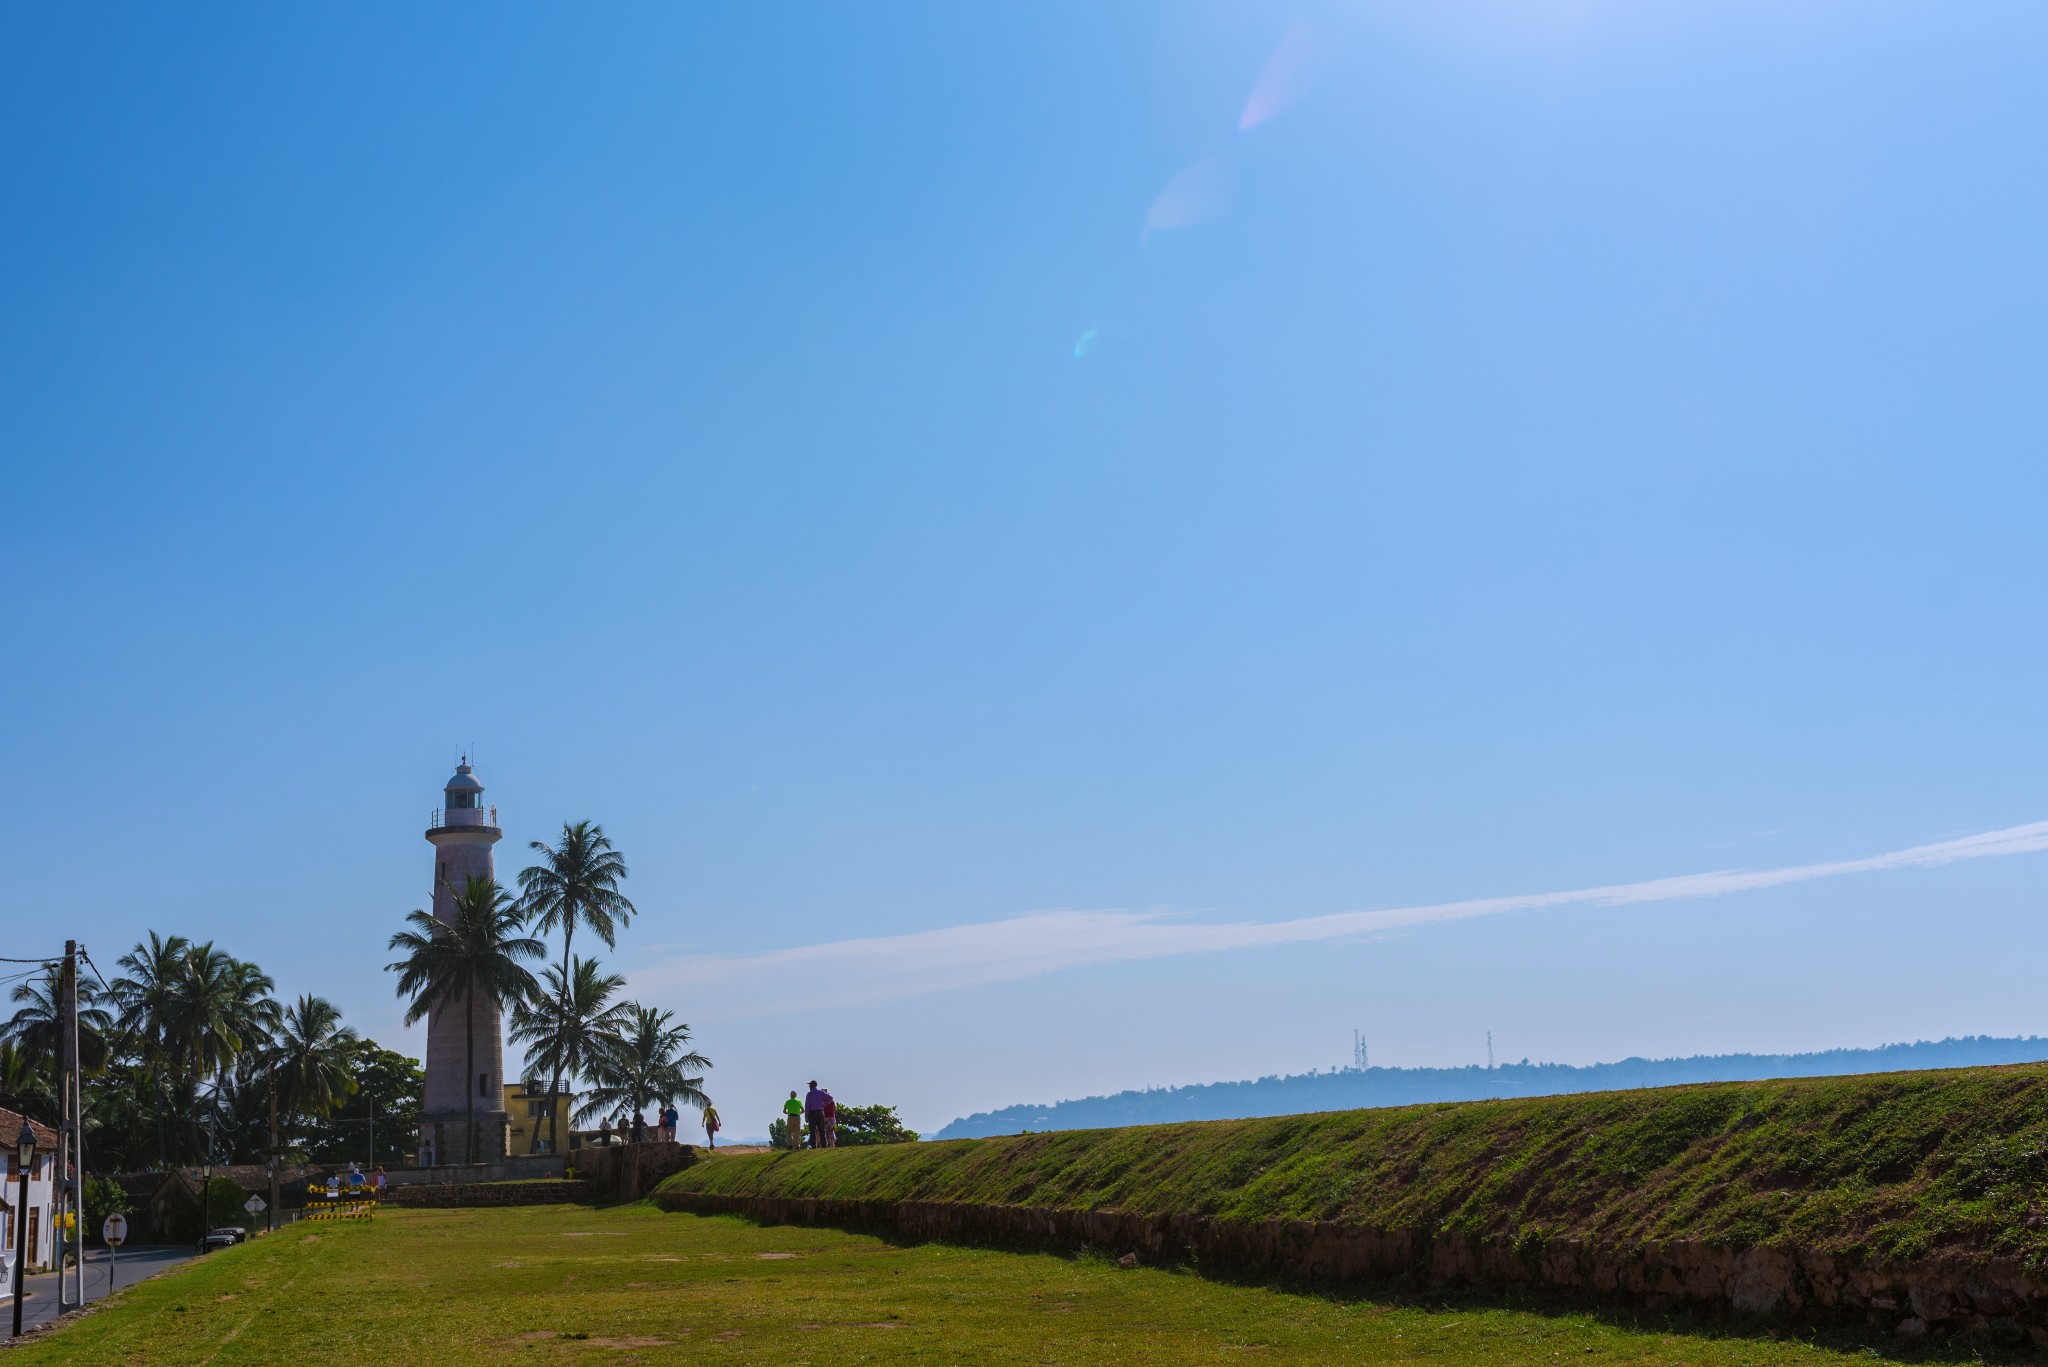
(198, 1227, 247, 1252)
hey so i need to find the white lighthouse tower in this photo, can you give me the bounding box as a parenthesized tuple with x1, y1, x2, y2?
(417, 758, 512, 1167)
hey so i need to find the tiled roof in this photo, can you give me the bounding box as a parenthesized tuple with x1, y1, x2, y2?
(0, 1107, 59, 1149)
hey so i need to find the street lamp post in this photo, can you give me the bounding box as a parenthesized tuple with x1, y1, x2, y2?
(11, 1119, 35, 1338)
(201, 1112, 216, 1237)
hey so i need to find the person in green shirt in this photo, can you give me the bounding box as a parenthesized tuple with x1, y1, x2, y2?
(782, 1091, 804, 1149)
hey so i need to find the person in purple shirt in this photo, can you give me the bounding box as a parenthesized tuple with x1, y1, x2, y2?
(804, 1081, 827, 1149)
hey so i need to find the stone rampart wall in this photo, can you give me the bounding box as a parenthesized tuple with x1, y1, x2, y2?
(653, 1191, 2048, 1343)
(569, 1141, 696, 1200)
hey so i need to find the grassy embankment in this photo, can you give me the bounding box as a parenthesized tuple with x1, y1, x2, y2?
(661, 1064, 2048, 1266)
(7, 1201, 2018, 1365)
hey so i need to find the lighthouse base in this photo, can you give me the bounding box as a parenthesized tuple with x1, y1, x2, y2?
(417, 1108, 513, 1168)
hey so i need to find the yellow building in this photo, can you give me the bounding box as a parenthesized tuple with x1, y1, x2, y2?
(502, 1083, 578, 1154)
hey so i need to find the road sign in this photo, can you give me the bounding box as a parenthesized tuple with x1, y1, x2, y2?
(102, 1213, 127, 1247)
(243, 1195, 267, 1215)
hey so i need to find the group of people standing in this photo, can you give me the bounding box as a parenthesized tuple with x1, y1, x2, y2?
(310, 1163, 387, 1199)
(782, 1080, 838, 1148)
(595, 1104, 689, 1145)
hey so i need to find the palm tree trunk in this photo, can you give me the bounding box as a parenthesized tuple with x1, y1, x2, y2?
(464, 992, 477, 1167)
(188, 1068, 208, 1161)
(540, 915, 575, 1155)
(151, 1067, 169, 1166)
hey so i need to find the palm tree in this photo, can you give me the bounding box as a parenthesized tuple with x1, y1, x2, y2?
(516, 822, 636, 1153)
(4, 963, 115, 1074)
(165, 943, 277, 1159)
(388, 876, 544, 1164)
(576, 1004, 711, 1129)
(0, 1039, 51, 1119)
(508, 956, 632, 1152)
(273, 994, 360, 1127)
(111, 932, 192, 1164)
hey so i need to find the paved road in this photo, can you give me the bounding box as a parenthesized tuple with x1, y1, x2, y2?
(10, 1246, 198, 1333)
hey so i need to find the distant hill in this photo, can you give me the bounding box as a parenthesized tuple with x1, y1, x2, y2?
(929, 1035, 2048, 1139)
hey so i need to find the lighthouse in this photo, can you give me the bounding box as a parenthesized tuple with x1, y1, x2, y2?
(417, 758, 512, 1166)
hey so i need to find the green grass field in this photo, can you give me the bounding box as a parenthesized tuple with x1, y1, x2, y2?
(6, 1202, 2026, 1365)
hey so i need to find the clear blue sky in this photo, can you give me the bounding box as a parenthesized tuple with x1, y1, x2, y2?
(7, 2, 2048, 1135)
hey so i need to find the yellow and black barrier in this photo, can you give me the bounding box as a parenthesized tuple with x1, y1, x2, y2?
(301, 1197, 379, 1222)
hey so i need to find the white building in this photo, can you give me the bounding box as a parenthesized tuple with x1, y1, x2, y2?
(0, 1108, 58, 1273)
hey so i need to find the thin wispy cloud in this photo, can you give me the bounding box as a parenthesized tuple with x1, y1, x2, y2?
(631, 821, 2048, 1016)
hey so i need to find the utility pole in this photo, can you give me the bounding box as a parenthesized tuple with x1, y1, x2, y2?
(67, 948, 82, 1311)
(56, 943, 80, 1313)
(1486, 1031, 1494, 1071)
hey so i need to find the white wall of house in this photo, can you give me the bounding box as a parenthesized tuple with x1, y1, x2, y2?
(1, 1151, 57, 1272)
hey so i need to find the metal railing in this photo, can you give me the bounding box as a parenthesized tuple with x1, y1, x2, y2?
(427, 805, 499, 831)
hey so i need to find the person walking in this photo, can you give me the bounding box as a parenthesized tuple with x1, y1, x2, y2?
(821, 1088, 838, 1148)
(372, 1166, 387, 1195)
(702, 1103, 721, 1149)
(782, 1090, 804, 1149)
(665, 1104, 681, 1142)
(631, 1110, 647, 1144)
(804, 1081, 827, 1150)
(598, 1114, 614, 1146)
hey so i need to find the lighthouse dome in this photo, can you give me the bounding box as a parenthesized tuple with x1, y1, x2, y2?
(444, 766, 483, 807)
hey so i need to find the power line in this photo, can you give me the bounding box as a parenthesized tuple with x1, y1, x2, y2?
(78, 949, 114, 995)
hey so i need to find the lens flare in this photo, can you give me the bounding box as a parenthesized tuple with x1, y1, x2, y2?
(1238, 21, 1319, 132)
(1073, 329, 1101, 359)
(1142, 155, 1230, 240)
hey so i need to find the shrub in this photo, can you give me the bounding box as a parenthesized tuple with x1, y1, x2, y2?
(834, 1104, 919, 1146)
(83, 1174, 129, 1244)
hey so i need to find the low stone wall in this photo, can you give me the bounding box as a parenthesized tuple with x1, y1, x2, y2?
(132, 1154, 567, 1196)
(386, 1156, 567, 1186)
(383, 1180, 603, 1208)
(654, 1192, 2048, 1343)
